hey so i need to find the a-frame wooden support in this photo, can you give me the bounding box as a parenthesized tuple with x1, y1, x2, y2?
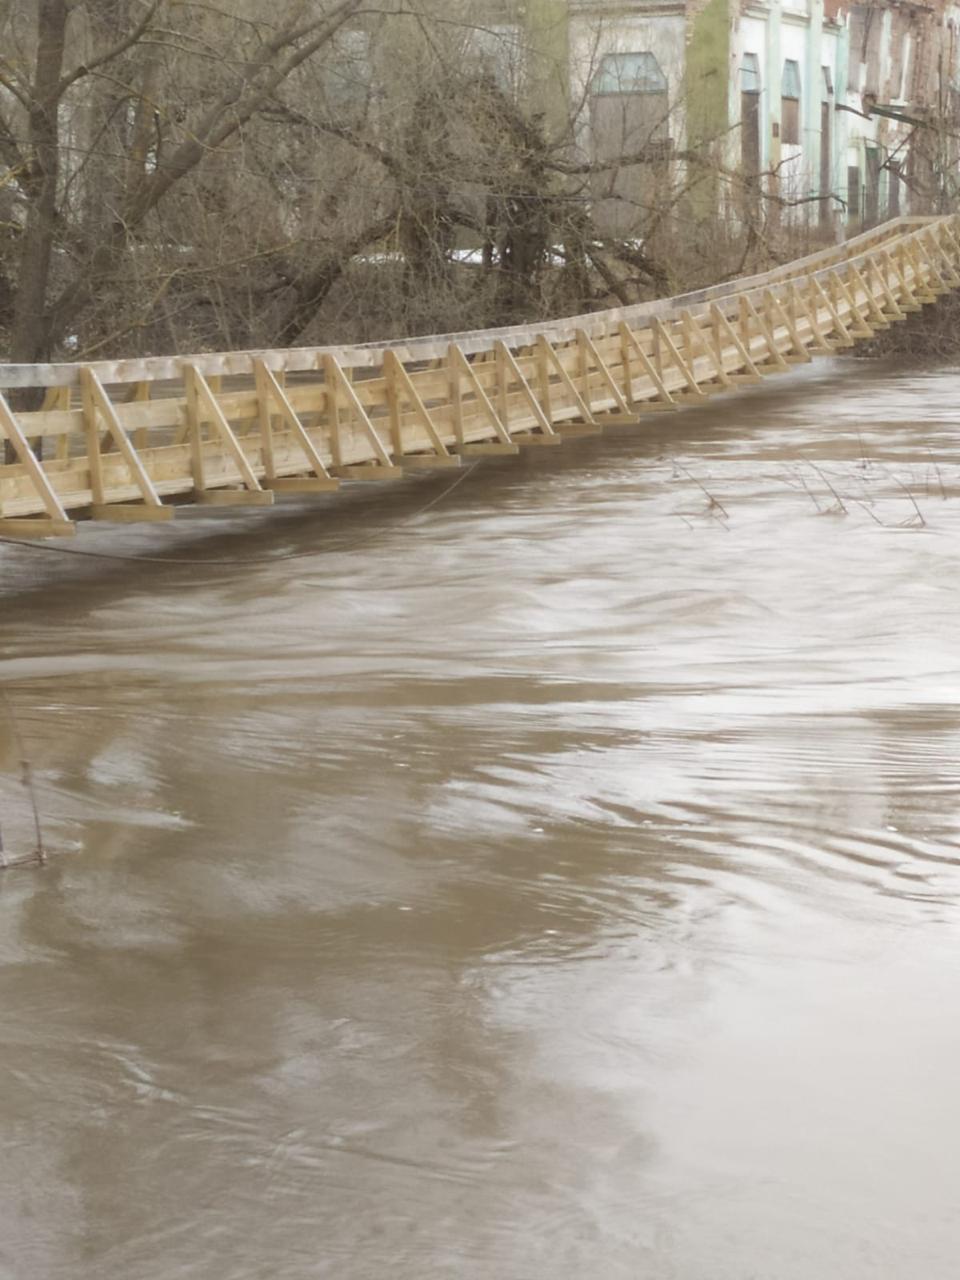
(536, 334, 601, 435)
(681, 309, 734, 388)
(184, 363, 273, 505)
(448, 344, 519, 455)
(709, 304, 764, 379)
(494, 341, 562, 446)
(902, 237, 941, 300)
(0, 392, 74, 536)
(786, 282, 833, 354)
(829, 270, 875, 337)
(254, 359, 339, 492)
(846, 260, 891, 328)
(739, 294, 791, 370)
(652, 317, 710, 399)
(384, 351, 459, 469)
(762, 289, 812, 362)
(619, 321, 678, 410)
(808, 275, 855, 348)
(869, 256, 905, 321)
(323, 354, 403, 480)
(575, 328, 637, 420)
(80, 369, 172, 521)
(919, 226, 960, 287)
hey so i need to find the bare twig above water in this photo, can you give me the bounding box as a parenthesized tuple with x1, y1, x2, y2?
(802, 460, 848, 515)
(926, 448, 947, 500)
(890, 474, 926, 527)
(849, 496, 887, 527)
(0, 689, 46, 869)
(669, 459, 730, 526)
(782, 463, 825, 514)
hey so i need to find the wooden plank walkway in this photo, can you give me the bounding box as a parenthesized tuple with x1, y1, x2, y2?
(2, 214, 958, 537)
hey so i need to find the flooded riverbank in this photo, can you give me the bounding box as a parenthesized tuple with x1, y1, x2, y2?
(2, 356, 960, 1279)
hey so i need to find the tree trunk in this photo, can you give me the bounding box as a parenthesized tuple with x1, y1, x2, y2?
(9, 0, 69, 368)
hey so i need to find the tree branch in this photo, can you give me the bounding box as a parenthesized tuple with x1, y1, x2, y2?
(54, 1, 162, 100)
(125, 0, 365, 225)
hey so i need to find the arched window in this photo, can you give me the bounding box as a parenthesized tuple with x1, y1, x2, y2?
(592, 52, 668, 96)
(589, 51, 670, 237)
(781, 59, 801, 145)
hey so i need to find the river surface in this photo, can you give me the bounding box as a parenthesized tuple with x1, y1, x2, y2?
(2, 357, 960, 1279)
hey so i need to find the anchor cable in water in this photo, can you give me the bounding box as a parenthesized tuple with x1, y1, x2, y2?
(0, 463, 478, 567)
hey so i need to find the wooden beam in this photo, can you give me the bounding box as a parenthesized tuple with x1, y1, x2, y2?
(709, 304, 763, 380)
(323, 353, 396, 472)
(829, 270, 874, 337)
(448, 344, 466, 448)
(920, 225, 960, 286)
(196, 488, 274, 506)
(740, 294, 790, 370)
(448, 344, 515, 447)
(809, 275, 854, 348)
(537, 335, 601, 433)
(681, 309, 733, 387)
(254, 359, 339, 490)
(384, 350, 452, 459)
(0, 392, 72, 526)
(494, 341, 558, 439)
(457, 442, 519, 456)
(184, 363, 264, 492)
(576, 329, 633, 413)
(90, 502, 173, 522)
(846, 260, 890, 328)
(652, 317, 709, 398)
(788, 282, 833, 354)
(80, 368, 106, 506)
(618, 322, 678, 409)
(869, 255, 905, 321)
(48, 386, 71, 460)
(0, 517, 75, 538)
(885, 244, 923, 311)
(81, 368, 167, 518)
(902, 236, 942, 298)
(334, 463, 404, 481)
(763, 289, 812, 362)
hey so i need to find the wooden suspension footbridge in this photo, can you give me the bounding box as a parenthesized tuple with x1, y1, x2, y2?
(1, 214, 959, 538)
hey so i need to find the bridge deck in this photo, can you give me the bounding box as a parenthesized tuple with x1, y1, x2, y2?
(1, 214, 958, 536)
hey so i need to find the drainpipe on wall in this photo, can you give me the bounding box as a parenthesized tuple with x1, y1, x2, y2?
(805, 0, 824, 224)
(765, 0, 783, 222)
(834, 20, 850, 237)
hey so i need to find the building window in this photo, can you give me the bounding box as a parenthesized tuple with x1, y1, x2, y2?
(592, 52, 668, 96)
(781, 59, 801, 145)
(741, 52, 761, 94)
(740, 54, 761, 182)
(589, 51, 670, 237)
(847, 165, 862, 222)
(889, 160, 901, 216)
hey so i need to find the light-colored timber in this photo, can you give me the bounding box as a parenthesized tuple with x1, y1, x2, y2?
(2, 214, 958, 535)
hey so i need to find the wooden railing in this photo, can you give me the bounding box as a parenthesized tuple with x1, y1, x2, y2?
(1, 213, 958, 537)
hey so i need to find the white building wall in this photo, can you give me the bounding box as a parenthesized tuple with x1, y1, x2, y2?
(568, 11, 687, 154)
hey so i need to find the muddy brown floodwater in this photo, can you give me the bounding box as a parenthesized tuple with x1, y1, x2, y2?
(2, 356, 960, 1280)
